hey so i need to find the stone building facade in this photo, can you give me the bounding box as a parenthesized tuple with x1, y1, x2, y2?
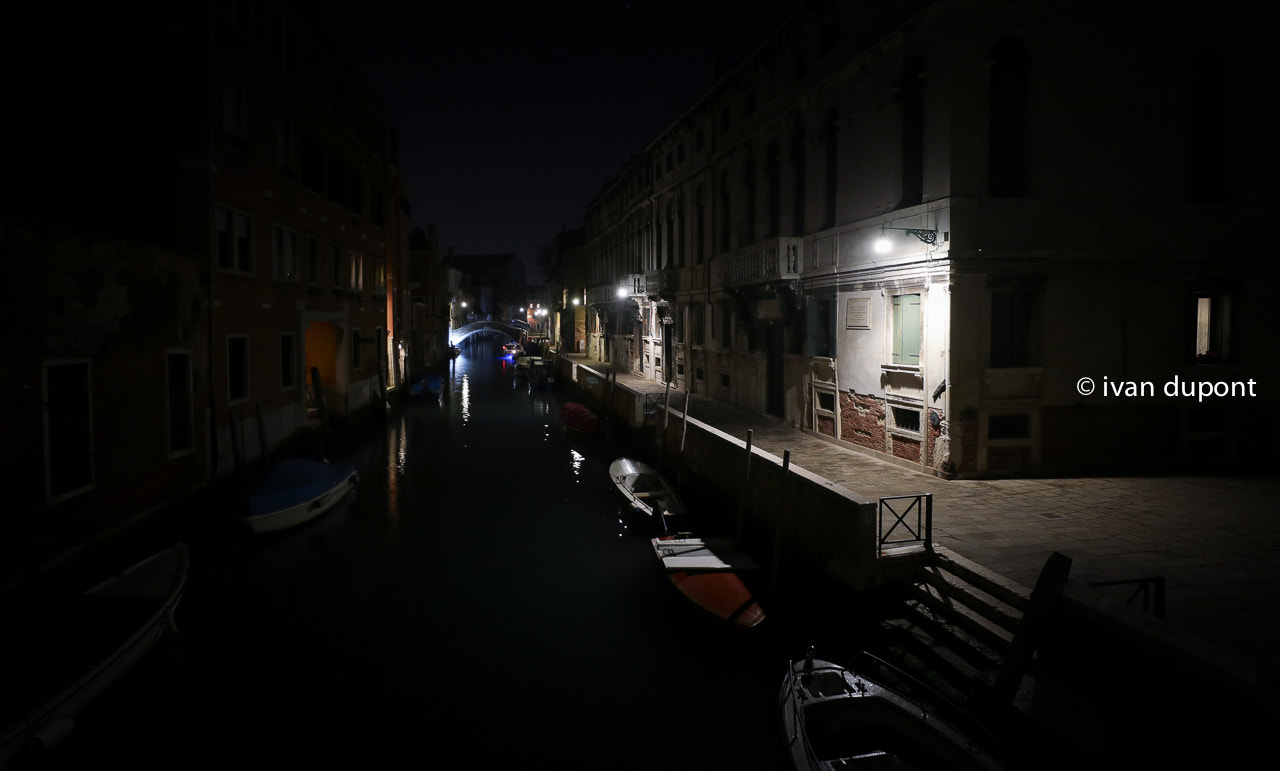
(573, 0, 1277, 477)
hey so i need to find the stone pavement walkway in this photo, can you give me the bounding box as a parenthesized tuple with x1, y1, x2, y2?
(570, 357, 1280, 678)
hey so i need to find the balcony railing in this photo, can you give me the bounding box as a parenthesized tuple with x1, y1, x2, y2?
(645, 268, 678, 299)
(716, 236, 802, 289)
(587, 273, 645, 306)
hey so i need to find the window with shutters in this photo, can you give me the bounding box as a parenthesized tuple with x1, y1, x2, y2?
(891, 293, 921, 367)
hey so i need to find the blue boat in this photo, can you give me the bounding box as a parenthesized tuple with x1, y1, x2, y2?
(238, 458, 359, 533)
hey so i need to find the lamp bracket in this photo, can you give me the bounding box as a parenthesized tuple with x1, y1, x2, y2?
(884, 227, 938, 246)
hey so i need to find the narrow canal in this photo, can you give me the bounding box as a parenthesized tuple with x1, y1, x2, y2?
(24, 340, 885, 770)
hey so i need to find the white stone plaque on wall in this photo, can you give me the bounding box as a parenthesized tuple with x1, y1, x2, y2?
(845, 298, 870, 329)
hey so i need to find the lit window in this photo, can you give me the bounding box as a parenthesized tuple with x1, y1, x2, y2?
(1193, 292, 1230, 362)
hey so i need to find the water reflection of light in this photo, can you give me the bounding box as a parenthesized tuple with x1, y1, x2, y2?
(460, 374, 471, 424)
(569, 449, 583, 481)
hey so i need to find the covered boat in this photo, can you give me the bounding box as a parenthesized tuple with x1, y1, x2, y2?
(780, 649, 1023, 770)
(560, 402, 600, 434)
(238, 458, 359, 534)
(609, 457, 687, 534)
(651, 535, 764, 629)
(1, 543, 190, 766)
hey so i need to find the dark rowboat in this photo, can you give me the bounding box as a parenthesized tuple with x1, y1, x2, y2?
(780, 649, 1025, 770)
(560, 402, 600, 434)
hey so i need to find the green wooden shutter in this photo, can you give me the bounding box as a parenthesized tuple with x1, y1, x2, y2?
(893, 294, 921, 365)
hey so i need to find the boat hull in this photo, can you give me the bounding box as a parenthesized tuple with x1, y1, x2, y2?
(779, 652, 1016, 770)
(240, 459, 359, 534)
(560, 402, 600, 434)
(651, 535, 763, 629)
(609, 457, 687, 533)
(1, 543, 189, 766)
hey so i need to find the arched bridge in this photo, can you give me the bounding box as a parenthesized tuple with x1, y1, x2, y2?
(450, 321, 527, 346)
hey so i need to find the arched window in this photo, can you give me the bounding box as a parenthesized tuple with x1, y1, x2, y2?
(989, 37, 1031, 197)
(897, 57, 925, 208)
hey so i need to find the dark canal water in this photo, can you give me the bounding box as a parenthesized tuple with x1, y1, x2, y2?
(19, 339, 882, 770)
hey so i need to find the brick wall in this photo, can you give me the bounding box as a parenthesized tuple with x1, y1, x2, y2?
(840, 391, 886, 453)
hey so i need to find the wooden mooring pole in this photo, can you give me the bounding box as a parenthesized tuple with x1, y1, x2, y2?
(311, 366, 332, 460)
(737, 429, 753, 541)
(772, 449, 790, 592)
(255, 402, 269, 472)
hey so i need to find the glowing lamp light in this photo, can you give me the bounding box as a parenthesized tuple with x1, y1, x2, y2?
(572, 298, 580, 306)
(874, 236, 892, 253)
(617, 286, 628, 298)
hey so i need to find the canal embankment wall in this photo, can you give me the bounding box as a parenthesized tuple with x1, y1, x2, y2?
(556, 355, 1274, 760)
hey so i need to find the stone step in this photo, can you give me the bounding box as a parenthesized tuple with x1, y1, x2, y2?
(880, 614, 977, 701)
(915, 563, 1024, 637)
(897, 594, 1007, 673)
(931, 548, 1031, 613)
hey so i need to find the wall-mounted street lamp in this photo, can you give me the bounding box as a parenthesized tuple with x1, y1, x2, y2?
(616, 286, 628, 298)
(874, 225, 938, 253)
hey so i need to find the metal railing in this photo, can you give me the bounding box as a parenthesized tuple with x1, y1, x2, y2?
(877, 493, 933, 551)
(1087, 576, 1166, 618)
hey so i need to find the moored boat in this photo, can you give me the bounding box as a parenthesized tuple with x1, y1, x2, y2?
(779, 649, 1023, 770)
(238, 458, 359, 534)
(651, 535, 764, 629)
(1, 543, 190, 767)
(560, 402, 601, 434)
(609, 457, 687, 534)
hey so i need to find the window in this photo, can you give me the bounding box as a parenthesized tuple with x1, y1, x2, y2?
(279, 333, 297, 390)
(166, 352, 193, 455)
(307, 235, 319, 285)
(822, 108, 838, 229)
(276, 118, 294, 176)
(898, 58, 926, 208)
(349, 252, 364, 291)
(990, 289, 1037, 367)
(371, 188, 385, 227)
(351, 328, 362, 370)
(222, 77, 246, 147)
(989, 38, 1032, 197)
(302, 135, 324, 192)
(720, 304, 733, 350)
(215, 205, 252, 272)
(373, 259, 386, 295)
(891, 406, 922, 434)
(1189, 52, 1228, 204)
(691, 303, 705, 346)
(271, 224, 298, 280)
(988, 414, 1030, 440)
(270, 13, 296, 75)
(44, 360, 93, 502)
(806, 297, 834, 358)
(332, 245, 344, 287)
(819, 20, 839, 57)
(327, 152, 346, 205)
(892, 294, 921, 366)
(227, 335, 249, 403)
(1193, 291, 1230, 362)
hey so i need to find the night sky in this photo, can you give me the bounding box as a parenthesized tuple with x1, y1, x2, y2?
(319, 1, 798, 275)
